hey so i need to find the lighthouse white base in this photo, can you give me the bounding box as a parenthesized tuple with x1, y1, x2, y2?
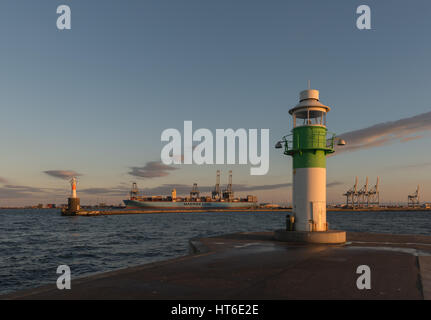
(293, 167, 327, 232)
(274, 230, 346, 244)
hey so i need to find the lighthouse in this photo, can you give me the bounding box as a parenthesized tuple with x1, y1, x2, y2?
(66, 177, 80, 214)
(275, 87, 346, 243)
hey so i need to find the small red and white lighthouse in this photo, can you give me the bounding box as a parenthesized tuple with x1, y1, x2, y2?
(71, 177, 77, 198)
(65, 177, 80, 214)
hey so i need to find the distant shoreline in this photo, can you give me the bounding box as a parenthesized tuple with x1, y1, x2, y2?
(1, 207, 430, 215)
(70, 207, 431, 216)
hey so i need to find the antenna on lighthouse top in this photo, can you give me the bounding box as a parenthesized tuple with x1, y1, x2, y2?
(307, 80, 311, 89)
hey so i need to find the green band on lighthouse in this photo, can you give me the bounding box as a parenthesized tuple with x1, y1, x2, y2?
(290, 126, 331, 168)
(293, 150, 326, 168)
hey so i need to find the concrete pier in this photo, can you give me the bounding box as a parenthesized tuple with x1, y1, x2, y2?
(2, 231, 431, 300)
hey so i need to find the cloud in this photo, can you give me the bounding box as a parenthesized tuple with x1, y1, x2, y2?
(0, 185, 46, 199)
(4, 185, 45, 193)
(400, 135, 423, 142)
(326, 181, 343, 188)
(44, 170, 82, 180)
(335, 111, 431, 154)
(129, 161, 178, 179)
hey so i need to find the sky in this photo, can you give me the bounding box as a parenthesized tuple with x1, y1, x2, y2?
(0, 0, 430, 206)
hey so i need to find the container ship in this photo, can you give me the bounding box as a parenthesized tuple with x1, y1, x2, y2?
(123, 170, 258, 210)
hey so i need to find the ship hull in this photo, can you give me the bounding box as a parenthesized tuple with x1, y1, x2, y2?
(123, 199, 257, 210)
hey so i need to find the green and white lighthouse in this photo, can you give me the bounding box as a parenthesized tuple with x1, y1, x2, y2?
(276, 88, 345, 234)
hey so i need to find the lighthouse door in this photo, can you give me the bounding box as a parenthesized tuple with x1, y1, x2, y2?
(310, 201, 325, 231)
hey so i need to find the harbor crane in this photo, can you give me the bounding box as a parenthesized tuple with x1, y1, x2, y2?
(222, 170, 234, 200)
(343, 177, 380, 208)
(367, 177, 380, 207)
(408, 185, 420, 208)
(358, 176, 369, 207)
(212, 170, 221, 199)
(343, 176, 359, 208)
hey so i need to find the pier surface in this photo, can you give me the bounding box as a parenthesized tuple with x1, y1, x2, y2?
(2, 232, 431, 300)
